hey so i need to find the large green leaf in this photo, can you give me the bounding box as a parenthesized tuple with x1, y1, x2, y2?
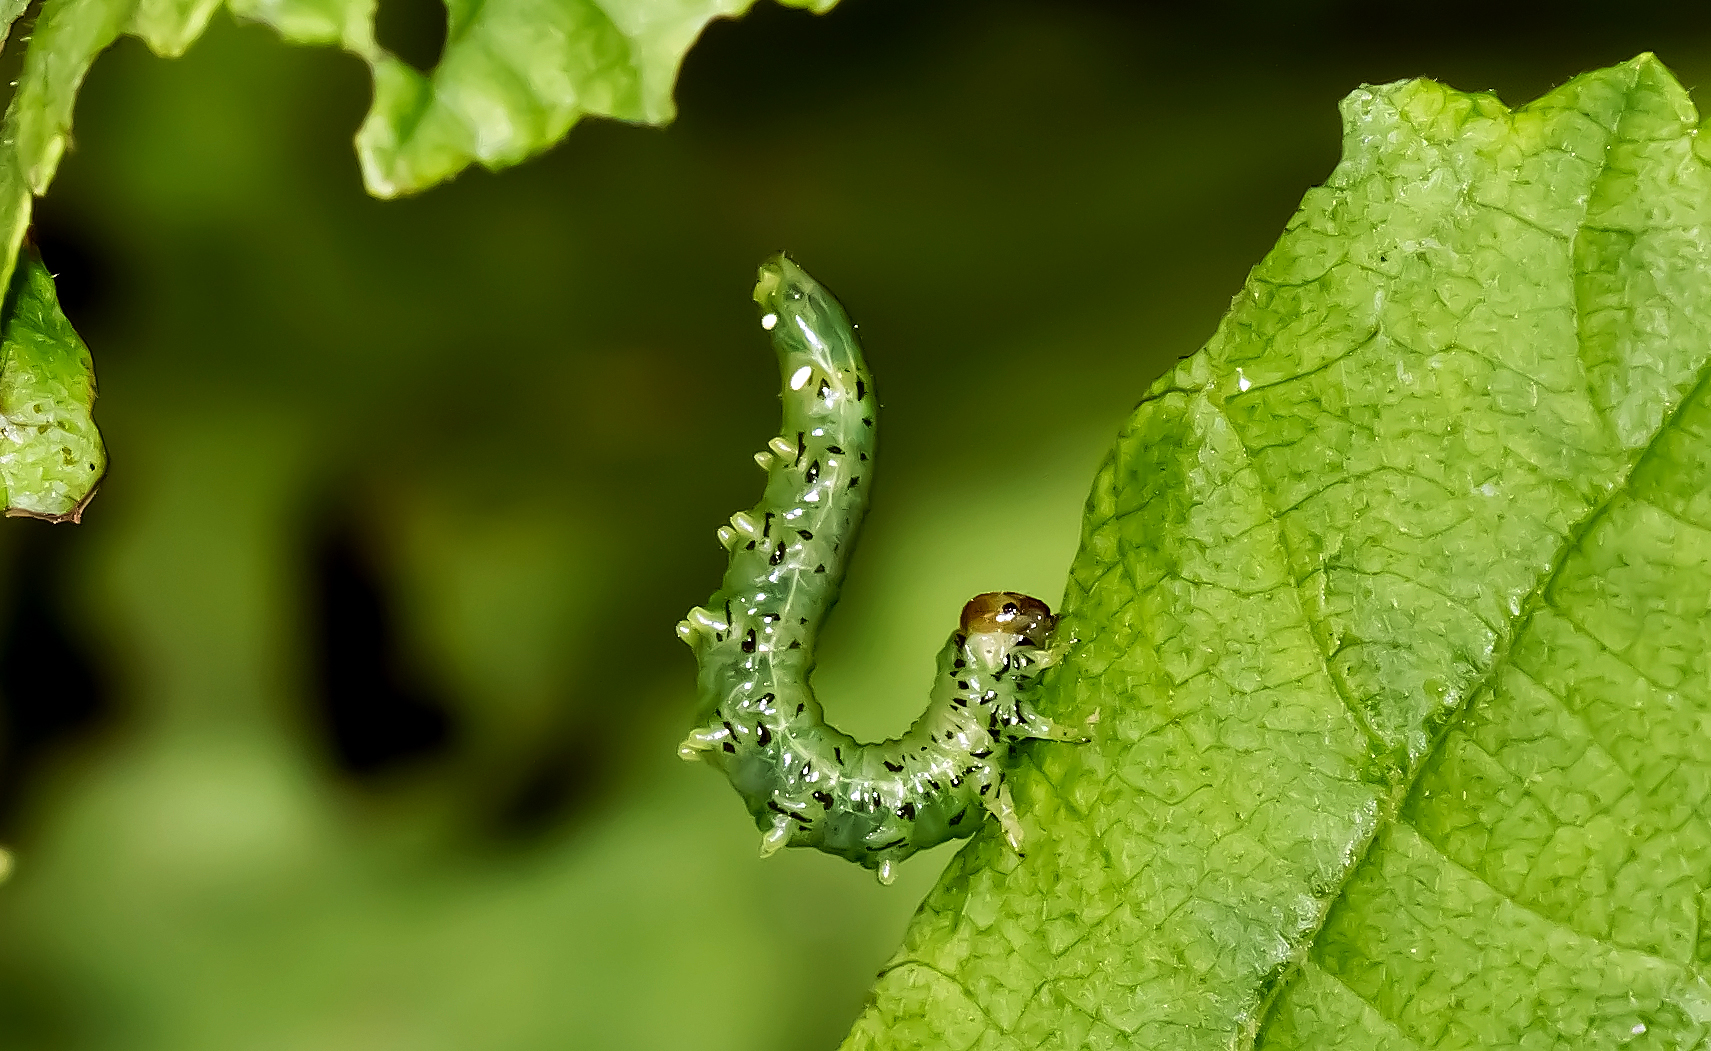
(0, 0, 835, 297)
(844, 54, 1711, 1050)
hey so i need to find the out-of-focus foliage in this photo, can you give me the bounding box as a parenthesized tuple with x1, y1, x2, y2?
(0, 0, 836, 303)
(0, 4, 1706, 1050)
(848, 54, 1711, 1050)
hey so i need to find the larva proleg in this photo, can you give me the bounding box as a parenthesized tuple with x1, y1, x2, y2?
(677, 254, 1080, 884)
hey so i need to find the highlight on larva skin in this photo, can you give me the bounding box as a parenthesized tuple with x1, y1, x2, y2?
(676, 254, 1081, 885)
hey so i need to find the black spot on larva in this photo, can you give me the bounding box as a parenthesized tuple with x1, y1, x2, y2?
(795, 703, 805, 714)
(950, 775, 961, 787)
(817, 379, 831, 400)
(722, 742, 736, 753)
(762, 512, 774, 537)
(798, 617, 808, 625)
(979, 783, 991, 795)
(795, 432, 805, 464)
(862, 417, 872, 427)
(876, 837, 907, 850)
(833, 747, 844, 765)
(741, 630, 756, 653)
(983, 690, 999, 703)
(949, 809, 967, 826)
(758, 692, 775, 706)
(813, 791, 833, 809)
(826, 445, 842, 454)
(859, 452, 868, 461)
(770, 541, 786, 566)
(954, 633, 967, 647)
(847, 477, 860, 490)
(814, 564, 826, 574)
(801, 762, 812, 778)
(756, 724, 772, 746)
(952, 697, 967, 708)
(956, 681, 968, 690)
(929, 780, 942, 791)
(773, 807, 811, 831)
(805, 460, 820, 484)
(797, 529, 813, 540)
(970, 749, 992, 759)
(856, 379, 867, 400)
(788, 640, 801, 649)
(883, 760, 903, 772)
(898, 801, 916, 820)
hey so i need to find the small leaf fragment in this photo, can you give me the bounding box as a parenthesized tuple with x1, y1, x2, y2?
(0, 252, 106, 522)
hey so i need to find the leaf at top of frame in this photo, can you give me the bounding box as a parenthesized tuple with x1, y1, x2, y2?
(0, 0, 838, 295)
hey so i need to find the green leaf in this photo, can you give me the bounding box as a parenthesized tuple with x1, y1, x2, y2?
(843, 54, 1711, 1050)
(0, 252, 105, 522)
(0, 0, 837, 296)
(347, 0, 836, 197)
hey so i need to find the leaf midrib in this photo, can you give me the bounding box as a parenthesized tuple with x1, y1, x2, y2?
(1237, 69, 1711, 1049)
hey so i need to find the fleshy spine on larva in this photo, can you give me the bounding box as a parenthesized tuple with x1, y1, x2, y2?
(676, 253, 1081, 885)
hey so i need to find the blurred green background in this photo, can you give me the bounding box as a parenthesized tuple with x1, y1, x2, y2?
(0, 2, 1705, 1048)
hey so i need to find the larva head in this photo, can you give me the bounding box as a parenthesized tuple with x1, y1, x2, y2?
(960, 592, 1056, 674)
(961, 592, 1055, 642)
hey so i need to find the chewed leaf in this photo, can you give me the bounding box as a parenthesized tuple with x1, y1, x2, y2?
(0, 0, 841, 295)
(844, 54, 1711, 1049)
(0, 253, 106, 522)
(351, 0, 838, 197)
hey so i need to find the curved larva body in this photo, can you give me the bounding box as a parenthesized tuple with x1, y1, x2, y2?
(677, 255, 1075, 884)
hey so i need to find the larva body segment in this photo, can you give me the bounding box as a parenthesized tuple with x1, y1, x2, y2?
(678, 254, 1076, 884)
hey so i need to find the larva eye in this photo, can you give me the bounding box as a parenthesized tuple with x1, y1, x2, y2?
(960, 591, 1056, 640)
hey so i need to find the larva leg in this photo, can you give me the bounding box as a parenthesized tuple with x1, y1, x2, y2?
(1013, 707, 1091, 744)
(983, 781, 1026, 855)
(677, 255, 1079, 882)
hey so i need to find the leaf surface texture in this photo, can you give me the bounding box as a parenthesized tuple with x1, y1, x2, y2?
(844, 54, 1711, 1051)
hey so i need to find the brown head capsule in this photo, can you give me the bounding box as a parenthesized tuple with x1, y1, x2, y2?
(960, 592, 1056, 641)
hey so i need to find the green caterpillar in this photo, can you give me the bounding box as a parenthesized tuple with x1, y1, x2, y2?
(676, 254, 1079, 885)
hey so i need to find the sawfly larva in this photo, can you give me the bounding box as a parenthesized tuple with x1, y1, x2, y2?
(676, 254, 1078, 884)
